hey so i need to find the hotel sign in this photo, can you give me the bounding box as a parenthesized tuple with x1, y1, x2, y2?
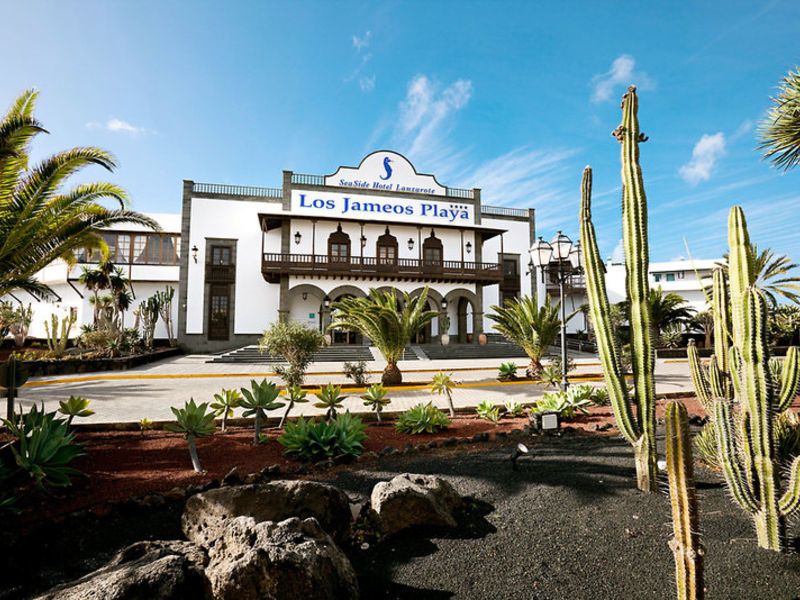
(290, 190, 474, 224)
(324, 151, 447, 196)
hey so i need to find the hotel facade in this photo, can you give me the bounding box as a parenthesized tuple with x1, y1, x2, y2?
(177, 151, 537, 353)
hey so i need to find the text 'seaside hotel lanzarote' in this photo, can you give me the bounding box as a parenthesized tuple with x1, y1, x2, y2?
(178, 151, 536, 352)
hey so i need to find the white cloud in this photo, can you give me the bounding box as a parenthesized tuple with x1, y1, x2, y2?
(611, 238, 625, 263)
(352, 31, 371, 51)
(86, 118, 148, 136)
(732, 118, 753, 140)
(679, 132, 726, 185)
(590, 55, 654, 103)
(359, 75, 376, 92)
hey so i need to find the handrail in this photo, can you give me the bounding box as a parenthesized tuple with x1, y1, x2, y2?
(291, 173, 325, 186)
(446, 187, 474, 199)
(481, 205, 529, 218)
(261, 252, 503, 280)
(193, 182, 282, 198)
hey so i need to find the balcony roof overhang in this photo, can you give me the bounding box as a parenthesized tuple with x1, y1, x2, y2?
(258, 212, 507, 241)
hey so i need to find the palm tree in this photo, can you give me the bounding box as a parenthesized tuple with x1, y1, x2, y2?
(618, 287, 694, 341)
(692, 310, 714, 348)
(0, 89, 157, 300)
(759, 65, 800, 172)
(487, 295, 562, 376)
(720, 243, 800, 306)
(329, 287, 436, 385)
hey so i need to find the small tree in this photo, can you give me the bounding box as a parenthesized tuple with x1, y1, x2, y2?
(259, 321, 325, 387)
(1, 303, 33, 348)
(431, 372, 457, 418)
(211, 388, 241, 432)
(313, 383, 347, 423)
(164, 399, 216, 472)
(279, 384, 308, 429)
(240, 379, 284, 444)
(362, 383, 391, 423)
(136, 295, 161, 350)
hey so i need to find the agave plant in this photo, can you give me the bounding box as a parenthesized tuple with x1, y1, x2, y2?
(329, 287, 436, 385)
(279, 384, 308, 429)
(476, 400, 501, 424)
(504, 400, 525, 417)
(240, 379, 284, 444)
(395, 402, 450, 434)
(0, 90, 158, 301)
(211, 388, 241, 432)
(498, 362, 518, 380)
(164, 399, 216, 472)
(313, 383, 347, 423)
(361, 383, 391, 423)
(2, 404, 85, 487)
(278, 411, 367, 461)
(431, 372, 457, 418)
(539, 363, 562, 388)
(57, 395, 94, 429)
(487, 295, 564, 376)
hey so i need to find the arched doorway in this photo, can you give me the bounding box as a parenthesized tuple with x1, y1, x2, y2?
(411, 302, 433, 344)
(328, 284, 368, 345)
(445, 288, 481, 344)
(457, 297, 473, 343)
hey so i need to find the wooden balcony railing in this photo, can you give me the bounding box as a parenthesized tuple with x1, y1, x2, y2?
(206, 263, 236, 283)
(261, 253, 503, 284)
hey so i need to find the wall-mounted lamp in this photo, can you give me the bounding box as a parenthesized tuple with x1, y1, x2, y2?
(408, 238, 415, 251)
(294, 231, 302, 245)
(191, 245, 198, 263)
(302, 292, 308, 301)
(323, 296, 331, 308)
(441, 299, 448, 310)
(465, 241, 473, 254)
(360, 235, 367, 248)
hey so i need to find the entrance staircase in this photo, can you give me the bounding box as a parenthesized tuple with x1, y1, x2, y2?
(208, 345, 417, 364)
(420, 342, 528, 360)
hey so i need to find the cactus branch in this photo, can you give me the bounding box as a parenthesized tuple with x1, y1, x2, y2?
(687, 340, 712, 412)
(666, 401, 704, 600)
(714, 400, 758, 513)
(579, 166, 639, 445)
(777, 346, 799, 412)
(779, 456, 800, 515)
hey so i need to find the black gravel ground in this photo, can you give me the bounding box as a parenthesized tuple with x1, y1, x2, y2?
(326, 434, 800, 600)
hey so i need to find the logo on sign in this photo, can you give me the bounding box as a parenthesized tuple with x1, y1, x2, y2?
(379, 156, 393, 181)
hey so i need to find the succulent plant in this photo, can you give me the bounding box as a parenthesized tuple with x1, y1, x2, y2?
(476, 400, 500, 423)
(313, 383, 347, 423)
(57, 395, 94, 429)
(240, 379, 284, 444)
(279, 384, 308, 429)
(211, 388, 242, 432)
(278, 411, 367, 460)
(579, 85, 658, 492)
(498, 362, 518, 380)
(164, 398, 216, 472)
(431, 372, 457, 418)
(362, 383, 391, 423)
(504, 400, 525, 417)
(395, 402, 450, 434)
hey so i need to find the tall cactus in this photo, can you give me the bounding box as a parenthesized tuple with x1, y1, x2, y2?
(579, 85, 658, 492)
(709, 207, 800, 551)
(665, 401, 704, 600)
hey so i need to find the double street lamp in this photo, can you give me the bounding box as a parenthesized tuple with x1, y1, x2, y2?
(529, 231, 583, 391)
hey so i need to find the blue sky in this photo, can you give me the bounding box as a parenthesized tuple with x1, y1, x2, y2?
(3, 0, 800, 263)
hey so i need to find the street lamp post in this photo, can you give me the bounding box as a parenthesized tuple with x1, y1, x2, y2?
(529, 232, 583, 391)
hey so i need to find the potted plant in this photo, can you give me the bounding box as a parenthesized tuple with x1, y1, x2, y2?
(440, 312, 450, 346)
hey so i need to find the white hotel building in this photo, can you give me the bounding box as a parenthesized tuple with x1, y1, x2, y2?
(177, 151, 536, 352)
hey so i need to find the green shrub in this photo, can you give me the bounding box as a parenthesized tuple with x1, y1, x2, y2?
(57, 395, 94, 428)
(278, 411, 367, 460)
(313, 383, 347, 423)
(395, 402, 450, 434)
(259, 321, 325, 386)
(2, 404, 85, 487)
(476, 400, 501, 424)
(504, 400, 525, 417)
(343, 361, 369, 387)
(590, 387, 609, 406)
(164, 399, 217, 472)
(362, 383, 391, 423)
(498, 362, 518, 380)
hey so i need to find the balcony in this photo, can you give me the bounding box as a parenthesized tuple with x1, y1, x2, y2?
(261, 253, 503, 284)
(206, 263, 236, 283)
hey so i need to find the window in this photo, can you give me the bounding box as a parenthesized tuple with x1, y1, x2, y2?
(653, 273, 661, 282)
(327, 225, 351, 264)
(208, 285, 230, 340)
(422, 232, 443, 268)
(211, 245, 232, 265)
(117, 234, 131, 263)
(133, 235, 148, 263)
(503, 259, 518, 278)
(677, 271, 685, 279)
(666, 273, 675, 282)
(376, 228, 398, 267)
(75, 232, 179, 265)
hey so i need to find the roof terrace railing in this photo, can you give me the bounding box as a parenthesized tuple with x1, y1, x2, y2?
(481, 205, 529, 218)
(445, 187, 474, 199)
(192, 182, 282, 198)
(291, 173, 325, 186)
